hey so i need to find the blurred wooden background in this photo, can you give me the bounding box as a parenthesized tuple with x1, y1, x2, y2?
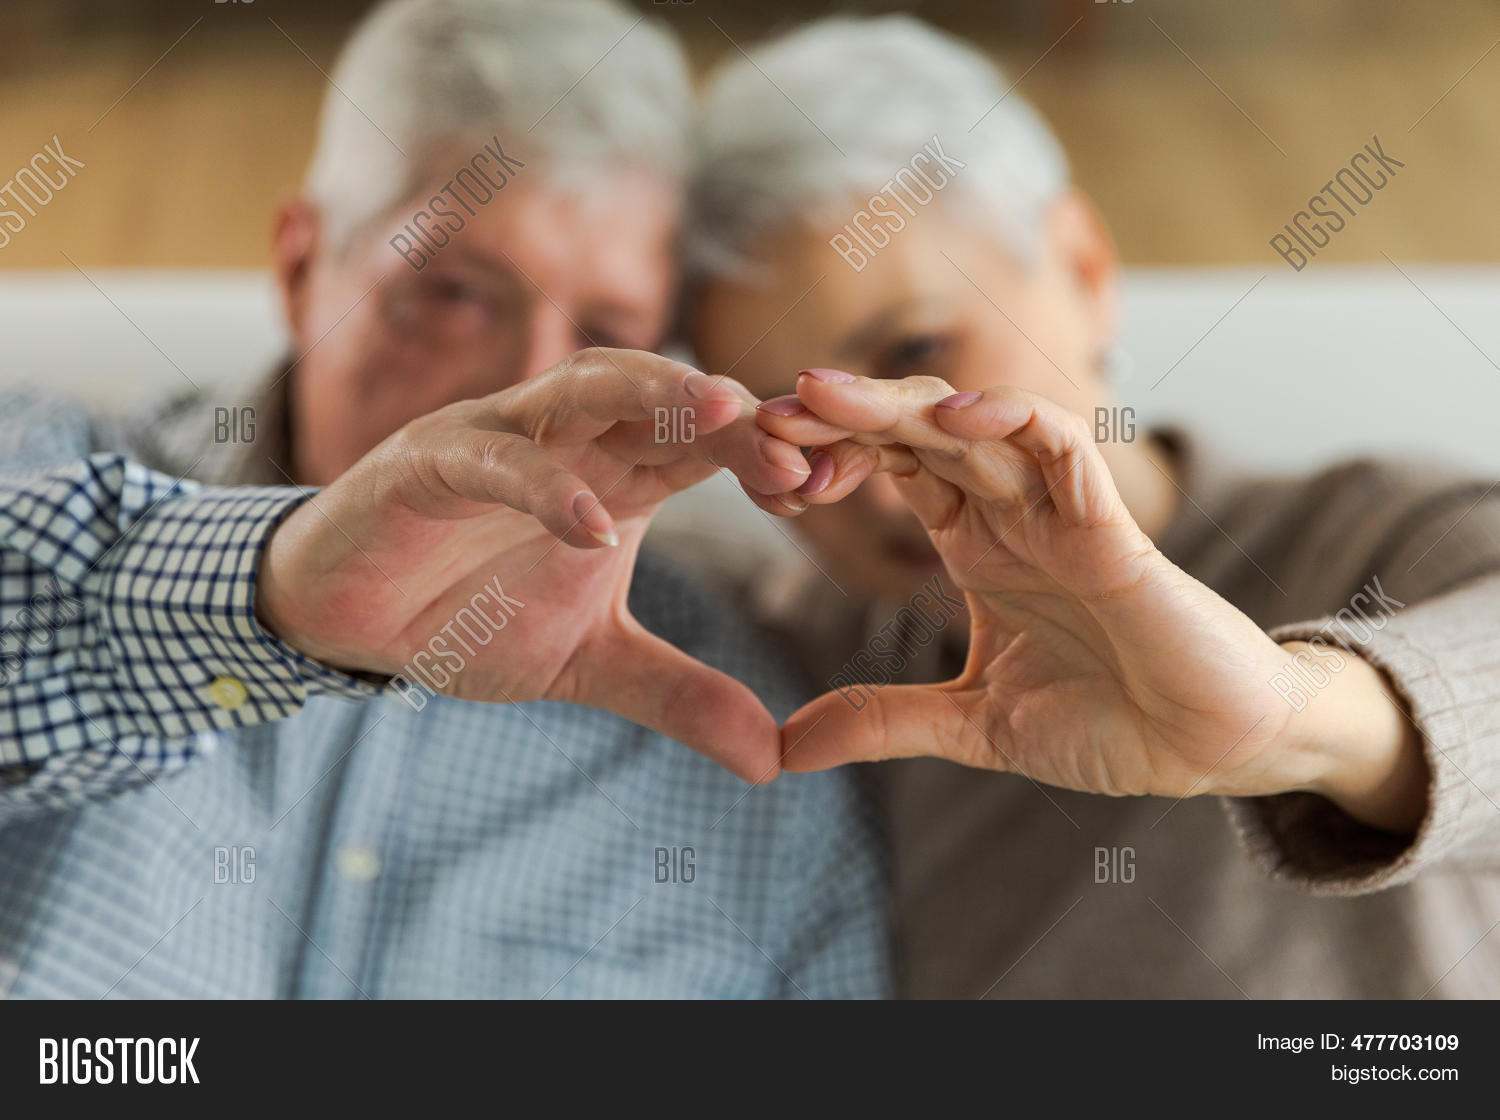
(1, 0, 1496, 269)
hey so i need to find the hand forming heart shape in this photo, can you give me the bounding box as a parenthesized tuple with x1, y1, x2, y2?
(258, 348, 819, 783)
(755, 369, 1325, 807)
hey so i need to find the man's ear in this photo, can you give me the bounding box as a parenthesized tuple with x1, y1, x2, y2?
(1046, 188, 1121, 350)
(272, 196, 322, 343)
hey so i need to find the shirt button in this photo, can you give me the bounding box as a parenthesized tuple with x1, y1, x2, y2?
(336, 845, 381, 883)
(206, 676, 248, 710)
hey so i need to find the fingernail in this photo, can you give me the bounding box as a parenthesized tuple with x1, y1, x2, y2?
(572, 491, 618, 546)
(685, 370, 732, 400)
(761, 437, 812, 476)
(798, 367, 857, 384)
(796, 451, 834, 496)
(757, 394, 805, 417)
(775, 492, 809, 513)
(937, 390, 983, 409)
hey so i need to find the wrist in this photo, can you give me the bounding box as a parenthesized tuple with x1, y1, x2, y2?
(1280, 641, 1429, 835)
(254, 520, 389, 676)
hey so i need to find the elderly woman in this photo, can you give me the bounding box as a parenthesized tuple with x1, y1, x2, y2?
(680, 15, 1500, 997)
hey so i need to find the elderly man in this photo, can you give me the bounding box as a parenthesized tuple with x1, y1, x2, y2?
(0, 0, 888, 998)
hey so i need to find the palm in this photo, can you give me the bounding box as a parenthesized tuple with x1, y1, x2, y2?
(951, 563, 1292, 797)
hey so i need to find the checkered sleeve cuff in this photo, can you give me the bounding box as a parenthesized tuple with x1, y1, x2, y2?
(1, 454, 380, 772)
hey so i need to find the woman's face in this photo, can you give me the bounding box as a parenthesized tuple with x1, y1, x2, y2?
(690, 190, 1122, 599)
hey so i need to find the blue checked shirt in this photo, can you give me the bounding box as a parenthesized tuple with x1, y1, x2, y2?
(0, 383, 890, 998)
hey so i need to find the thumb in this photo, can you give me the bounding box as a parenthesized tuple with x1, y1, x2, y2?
(577, 621, 784, 783)
(780, 682, 1002, 772)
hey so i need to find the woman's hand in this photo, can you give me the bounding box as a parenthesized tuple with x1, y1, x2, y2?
(757, 372, 1427, 831)
(257, 349, 815, 782)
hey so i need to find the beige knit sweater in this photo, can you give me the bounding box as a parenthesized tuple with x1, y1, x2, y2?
(663, 433, 1500, 998)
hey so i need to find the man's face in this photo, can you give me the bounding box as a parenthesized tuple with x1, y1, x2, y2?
(275, 166, 679, 484)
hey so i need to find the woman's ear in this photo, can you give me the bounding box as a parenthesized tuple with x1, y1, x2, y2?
(1046, 188, 1121, 349)
(271, 196, 322, 343)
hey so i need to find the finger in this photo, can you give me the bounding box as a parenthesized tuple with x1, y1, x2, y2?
(642, 421, 813, 508)
(932, 387, 1126, 525)
(496, 348, 745, 444)
(887, 465, 966, 532)
(737, 474, 814, 517)
(781, 440, 958, 541)
(429, 430, 622, 547)
(793, 371, 968, 456)
(792, 441, 920, 504)
(792, 439, 964, 533)
(679, 464, 810, 518)
(584, 621, 784, 782)
(606, 371, 766, 467)
(722, 440, 919, 517)
(692, 414, 814, 496)
(605, 396, 745, 467)
(755, 395, 855, 447)
(779, 683, 1005, 773)
(594, 376, 814, 495)
(680, 370, 762, 408)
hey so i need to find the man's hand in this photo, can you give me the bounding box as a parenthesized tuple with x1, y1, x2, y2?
(256, 349, 813, 781)
(758, 373, 1428, 832)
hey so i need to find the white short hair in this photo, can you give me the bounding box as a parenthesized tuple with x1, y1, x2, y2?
(305, 0, 691, 252)
(688, 15, 1070, 282)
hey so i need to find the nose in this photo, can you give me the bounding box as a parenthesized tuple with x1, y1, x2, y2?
(517, 304, 584, 383)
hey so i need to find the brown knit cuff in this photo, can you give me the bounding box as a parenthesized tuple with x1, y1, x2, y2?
(1222, 613, 1474, 896)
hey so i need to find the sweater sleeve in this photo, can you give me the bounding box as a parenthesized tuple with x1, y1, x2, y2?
(1223, 466, 1500, 894)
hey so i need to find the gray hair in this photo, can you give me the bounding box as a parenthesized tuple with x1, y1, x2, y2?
(688, 15, 1070, 283)
(305, 0, 692, 252)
